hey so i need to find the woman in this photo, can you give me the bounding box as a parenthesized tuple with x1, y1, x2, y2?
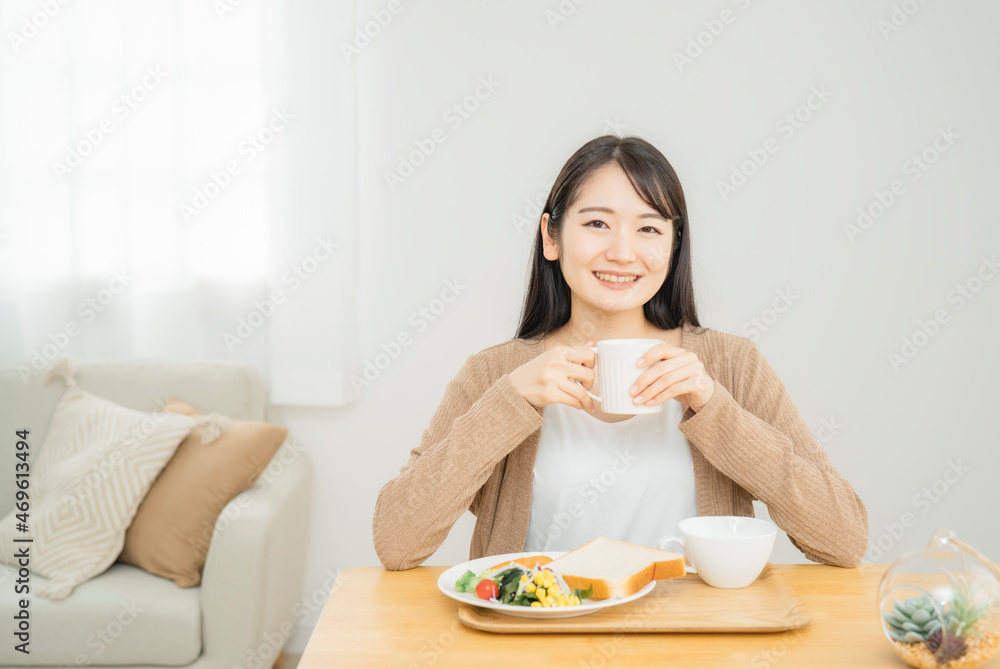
(373, 135, 868, 571)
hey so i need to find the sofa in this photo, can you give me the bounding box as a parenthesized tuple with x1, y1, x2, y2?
(0, 359, 312, 668)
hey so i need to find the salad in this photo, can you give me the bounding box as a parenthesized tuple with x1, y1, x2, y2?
(454, 557, 593, 608)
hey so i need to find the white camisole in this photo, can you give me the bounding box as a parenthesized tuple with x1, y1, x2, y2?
(522, 398, 699, 552)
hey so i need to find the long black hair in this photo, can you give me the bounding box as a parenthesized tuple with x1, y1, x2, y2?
(515, 135, 701, 340)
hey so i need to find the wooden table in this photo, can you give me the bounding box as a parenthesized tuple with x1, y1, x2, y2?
(299, 564, 1000, 668)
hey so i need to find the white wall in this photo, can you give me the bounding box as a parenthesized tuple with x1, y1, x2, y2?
(281, 0, 1000, 652)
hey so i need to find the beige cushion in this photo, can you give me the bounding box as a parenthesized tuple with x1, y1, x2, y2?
(118, 397, 287, 587)
(0, 382, 198, 600)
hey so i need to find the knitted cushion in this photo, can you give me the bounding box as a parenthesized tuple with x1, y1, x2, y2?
(118, 397, 287, 587)
(0, 360, 227, 600)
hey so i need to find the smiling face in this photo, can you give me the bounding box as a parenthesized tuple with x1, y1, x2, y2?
(541, 162, 675, 319)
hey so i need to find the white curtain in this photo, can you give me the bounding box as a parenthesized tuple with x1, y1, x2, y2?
(0, 0, 358, 406)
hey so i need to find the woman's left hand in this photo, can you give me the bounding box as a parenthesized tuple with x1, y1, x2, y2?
(630, 343, 716, 412)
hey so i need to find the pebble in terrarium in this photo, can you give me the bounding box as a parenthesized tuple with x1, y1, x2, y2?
(879, 528, 1000, 669)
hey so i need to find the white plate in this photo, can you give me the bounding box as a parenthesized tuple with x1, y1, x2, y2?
(437, 551, 657, 619)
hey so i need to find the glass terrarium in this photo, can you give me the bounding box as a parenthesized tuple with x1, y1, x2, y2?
(879, 528, 1000, 669)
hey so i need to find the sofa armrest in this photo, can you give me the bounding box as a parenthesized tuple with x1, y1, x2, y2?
(199, 438, 313, 666)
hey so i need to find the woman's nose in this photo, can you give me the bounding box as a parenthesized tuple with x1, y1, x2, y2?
(606, 232, 636, 262)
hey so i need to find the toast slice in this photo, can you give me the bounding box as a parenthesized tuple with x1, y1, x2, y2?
(546, 537, 686, 599)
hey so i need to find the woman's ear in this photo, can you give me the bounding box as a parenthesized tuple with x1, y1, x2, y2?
(541, 214, 558, 261)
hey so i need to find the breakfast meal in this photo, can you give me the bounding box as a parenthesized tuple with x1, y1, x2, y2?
(453, 538, 687, 607)
(455, 556, 592, 608)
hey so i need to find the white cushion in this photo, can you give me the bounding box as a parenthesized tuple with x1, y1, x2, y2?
(0, 376, 199, 599)
(0, 359, 269, 519)
(0, 563, 201, 665)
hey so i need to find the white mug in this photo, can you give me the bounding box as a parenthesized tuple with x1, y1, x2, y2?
(582, 339, 663, 415)
(658, 516, 777, 588)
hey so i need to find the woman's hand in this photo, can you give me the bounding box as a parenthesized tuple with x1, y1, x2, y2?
(630, 343, 716, 412)
(509, 340, 597, 412)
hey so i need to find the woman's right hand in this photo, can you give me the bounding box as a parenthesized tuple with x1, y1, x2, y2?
(508, 340, 597, 412)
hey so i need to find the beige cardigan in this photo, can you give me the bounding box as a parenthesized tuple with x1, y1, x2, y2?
(373, 324, 868, 570)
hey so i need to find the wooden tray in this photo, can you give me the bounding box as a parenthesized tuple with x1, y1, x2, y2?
(457, 564, 811, 634)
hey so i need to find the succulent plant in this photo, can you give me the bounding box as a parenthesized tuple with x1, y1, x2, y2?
(925, 627, 969, 664)
(885, 596, 943, 643)
(885, 570, 990, 665)
(943, 567, 989, 639)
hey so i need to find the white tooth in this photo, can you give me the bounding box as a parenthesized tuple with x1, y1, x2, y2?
(596, 272, 637, 283)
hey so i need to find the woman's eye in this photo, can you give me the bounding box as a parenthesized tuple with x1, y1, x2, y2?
(584, 220, 660, 234)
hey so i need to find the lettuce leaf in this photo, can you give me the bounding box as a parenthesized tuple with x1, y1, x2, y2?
(454, 570, 479, 593)
(496, 568, 524, 604)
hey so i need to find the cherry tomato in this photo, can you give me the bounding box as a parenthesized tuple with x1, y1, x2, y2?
(475, 578, 499, 601)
